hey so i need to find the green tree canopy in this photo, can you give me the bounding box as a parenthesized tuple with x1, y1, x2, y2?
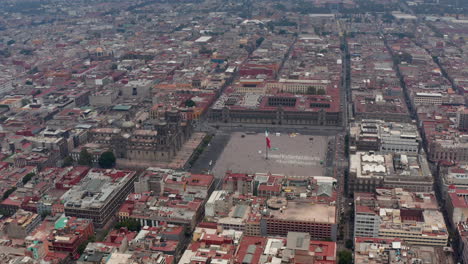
(338, 250, 353, 264)
(256, 37, 265, 47)
(22, 173, 35, 185)
(78, 148, 93, 166)
(2, 187, 16, 200)
(62, 156, 74, 167)
(185, 99, 196, 107)
(21, 99, 30, 106)
(307, 86, 317, 95)
(115, 218, 141, 232)
(345, 239, 353, 249)
(98, 151, 116, 168)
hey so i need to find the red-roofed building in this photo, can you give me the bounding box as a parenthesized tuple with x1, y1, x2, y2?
(234, 236, 267, 264)
(47, 217, 94, 259)
(118, 193, 204, 230)
(128, 225, 185, 257)
(179, 227, 239, 264)
(105, 227, 138, 246)
(232, 233, 336, 264)
(446, 188, 468, 226)
(40, 166, 89, 190)
(163, 172, 215, 196)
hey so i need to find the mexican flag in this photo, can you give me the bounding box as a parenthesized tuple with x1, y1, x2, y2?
(265, 130, 271, 149)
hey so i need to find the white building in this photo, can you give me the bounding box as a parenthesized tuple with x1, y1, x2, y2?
(205, 190, 229, 217)
(350, 120, 420, 154)
(354, 189, 448, 246)
(354, 206, 380, 238)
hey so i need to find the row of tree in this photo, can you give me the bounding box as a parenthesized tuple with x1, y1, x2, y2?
(306, 86, 326, 95)
(65, 149, 116, 168)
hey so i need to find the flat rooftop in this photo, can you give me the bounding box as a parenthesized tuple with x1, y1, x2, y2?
(269, 201, 336, 224)
(212, 132, 329, 178)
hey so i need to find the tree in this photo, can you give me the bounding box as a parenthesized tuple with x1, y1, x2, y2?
(345, 239, 353, 249)
(41, 211, 51, 219)
(111, 63, 118, 70)
(28, 67, 39, 75)
(199, 46, 212, 55)
(21, 99, 30, 106)
(2, 187, 16, 200)
(7, 40, 15, 46)
(338, 250, 352, 264)
(382, 12, 395, 23)
(78, 149, 93, 166)
(273, 3, 287, 11)
(115, 219, 141, 232)
(62, 156, 74, 167)
(307, 86, 317, 95)
(22, 173, 35, 185)
(25, 80, 33, 85)
(98, 151, 116, 168)
(20, 49, 33, 55)
(256, 37, 265, 47)
(77, 241, 88, 255)
(0, 49, 11, 58)
(185, 99, 196, 107)
(317, 89, 326, 95)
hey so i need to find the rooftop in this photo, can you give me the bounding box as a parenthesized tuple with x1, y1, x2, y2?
(61, 169, 136, 209)
(268, 201, 336, 224)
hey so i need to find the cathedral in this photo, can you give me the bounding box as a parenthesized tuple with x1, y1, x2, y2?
(89, 109, 192, 163)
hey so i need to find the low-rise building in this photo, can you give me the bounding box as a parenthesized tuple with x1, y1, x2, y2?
(207, 173, 338, 240)
(233, 232, 337, 264)
(266, 78, 330, 94)
(355, 237, 451, 264)
(47, 216, 94, 259)
(118, 192, 204, 231)
(129, 225, 185, 257)
(414, 92, 443, 105)
(178, 226, 242, 264)
(354, 189, 448, 246)
(5, 209, 41, 239)
(457, 222, 468, 264)
(349, 120, 420, 154)
(210, 87, 342, 126)
(446, 188, 468, 227)
(349, 152, 433, 193)
(105, 252, 174, 264)
(354, 193, 381, 238)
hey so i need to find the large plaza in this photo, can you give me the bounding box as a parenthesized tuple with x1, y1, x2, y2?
(211, 132, 332, 178)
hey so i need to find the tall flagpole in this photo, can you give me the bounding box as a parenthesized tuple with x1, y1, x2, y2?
(265, 129, 269, 160)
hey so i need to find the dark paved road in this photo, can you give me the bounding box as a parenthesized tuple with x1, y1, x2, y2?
(189, 131, 231, 176)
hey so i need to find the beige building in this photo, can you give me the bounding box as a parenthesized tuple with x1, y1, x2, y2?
(89, 111, 190, 163)
(266, 78, 330, 94)
(428, 136, 468, 163)
(349, 152, 433, 193)
(414, 92, 443, 105)
(5, 210, 41, 239)
(355, 189, 449, 247)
